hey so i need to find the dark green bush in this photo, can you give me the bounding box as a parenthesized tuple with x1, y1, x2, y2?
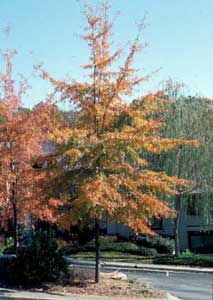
(65, 241, 158, 257)
(101, 242, 139, 253)
(2, 237, 15, 254)
(7, 231, 68, 286)
(0, 255, 16, 282)
(101, 242, 157, 256)
(137, 246, 158, 256)
(155, 254, 213, 267)
(2, 245, 16, 254)
(135, 235, 174, 254)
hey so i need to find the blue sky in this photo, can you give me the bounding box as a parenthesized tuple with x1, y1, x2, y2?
(0, 0, 213, 107)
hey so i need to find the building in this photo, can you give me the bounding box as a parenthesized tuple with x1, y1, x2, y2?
(103, 193, 213, 253)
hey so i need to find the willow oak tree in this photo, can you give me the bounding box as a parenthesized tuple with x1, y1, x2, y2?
(41, 4, 192, 282)
(153, 96, 213, 256)
(0, 50, 61, 250)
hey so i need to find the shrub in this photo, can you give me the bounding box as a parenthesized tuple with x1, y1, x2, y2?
(99, 235, 118, 243)
(100, 242, 158, 256)
(0, 255, 16, 282)
(7, 231, 68, 286)
(0, 236, 4, 254)
(181, 249, 193, 257)
(135, 235, 174, 254)
(137, 246, 158, 257)
(64, 241, 158, 257)
(2, 237, 15, 254)
(154, 254, 213, 267)
(101, 242, 139, 253)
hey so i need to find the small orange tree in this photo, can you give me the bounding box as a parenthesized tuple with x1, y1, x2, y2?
(42, 4, 192, 282)
(0, 50, 61, 250)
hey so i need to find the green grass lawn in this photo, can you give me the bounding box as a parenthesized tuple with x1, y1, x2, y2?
(69, 251, 213, 267)
(69, 251, 152, 263)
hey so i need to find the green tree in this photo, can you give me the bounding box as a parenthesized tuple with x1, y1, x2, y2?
(153, 96, 213, 256)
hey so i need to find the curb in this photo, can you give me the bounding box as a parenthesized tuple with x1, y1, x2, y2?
(65, 257, 213, 274)
(0, 295, 56, 300)
(0, 296, 54, 300)
(0, 295, 180, 300)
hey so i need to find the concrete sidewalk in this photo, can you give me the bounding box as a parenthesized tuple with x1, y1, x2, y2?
(0, 288, 178, 300)
(65, 257, 213, 274)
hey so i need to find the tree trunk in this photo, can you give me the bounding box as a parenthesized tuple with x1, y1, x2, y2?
(29, 214, 33, 239)
(95, 219, 100, 283)
(11, 180, 19, 252)
(174, 193, 181, 257)
(12, 201, 18, 251)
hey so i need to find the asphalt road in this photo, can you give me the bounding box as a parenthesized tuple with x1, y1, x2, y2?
(68, 262, 213, 300)
(125, 269, 213, 300)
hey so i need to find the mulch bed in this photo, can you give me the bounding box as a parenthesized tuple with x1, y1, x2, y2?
(0, 267, 166, 299)
(35, 267, 166, 298)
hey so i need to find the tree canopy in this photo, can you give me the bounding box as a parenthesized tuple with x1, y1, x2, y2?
(0, 50, 61, 247)
(41, 3, 194, 236)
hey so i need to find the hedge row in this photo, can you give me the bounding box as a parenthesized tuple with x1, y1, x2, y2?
(64, 241, 158, 257)
(135, 235, 174, 254)
(63, 235, 174, 257)
(155, 254, 213, 267)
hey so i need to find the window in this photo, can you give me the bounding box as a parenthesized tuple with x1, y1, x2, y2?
(151, 217, 163, 229)
(187, 194, 201, 216)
